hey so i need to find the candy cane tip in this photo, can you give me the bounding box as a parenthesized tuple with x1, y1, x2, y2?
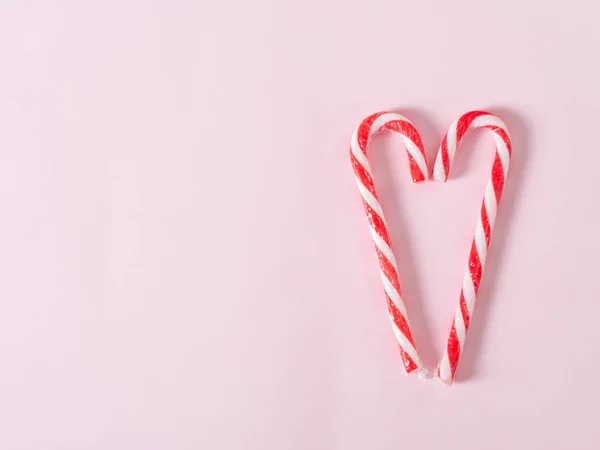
(434, 373, 453, 386)
(414, 368, 429, 379)
(432, 160, 448, 182)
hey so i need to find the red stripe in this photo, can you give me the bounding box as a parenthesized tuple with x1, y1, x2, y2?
(468, 241, 483, 293)
(488, 126, 512, 157)
(381, 119, 427, 182)
(362, 112, 386, 128)
(480, 202, 492, 246)
(441, 136, 450, 178)
(399, 348, 418, 373)
(386, 294, 416, 348)
(491, 153, 505, 203)
(456, 111, 489, 142)
(375, 246, 401, 294)
(350, 152, 376, 197)
(446, 325, 461, 380)
(350, 153, 393, 248)
(455, 111, 479, 141)
(356, 112, 386, 154)
(361, 200, 393, 249)
(407, 153, 425, 182)
(460, 291, 471, 330)
(382, 120, 425, 154)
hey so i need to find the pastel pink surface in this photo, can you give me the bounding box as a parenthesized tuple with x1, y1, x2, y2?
(0, 1, 598, 449)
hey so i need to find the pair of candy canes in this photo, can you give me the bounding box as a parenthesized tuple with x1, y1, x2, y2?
(350, 110, 512, 385)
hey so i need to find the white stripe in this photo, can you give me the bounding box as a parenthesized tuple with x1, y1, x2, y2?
(402, 136, 428, 180)
(433, 150, 446, 181)
(390, 320, 423, 372)
(357, 113, 426, 181)
(494, 133, 511, 180)
(381, 273, 408, 318)
(484, 182, 498, 228)
(470, 114, 509, 136)
(454, 307, 466, 349)
(462, 271, 477, 317)
(437, 351, 452, 384)
(473, 114, 511, 179)
(369, 226, 398, 271)
(463, 114, 511, 181)
(369, 113, 412, 137)
(433, 119, 458, 181)
(445, 119, 459, 165)
(350, 127, 371, 169)
(354, 179, 397, 272)
(355, 179, 386, 224)
(474, 218, 488, 268)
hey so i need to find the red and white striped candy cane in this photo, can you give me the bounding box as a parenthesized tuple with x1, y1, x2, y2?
(350, 112, 428, 375)
(433, 111, 512, 385)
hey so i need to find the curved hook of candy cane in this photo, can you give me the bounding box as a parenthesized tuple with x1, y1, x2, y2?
(432, 111, 512, 385)
(350, 112, 428, 376)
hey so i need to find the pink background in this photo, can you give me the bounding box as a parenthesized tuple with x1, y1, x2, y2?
(1, 1, 599, 449)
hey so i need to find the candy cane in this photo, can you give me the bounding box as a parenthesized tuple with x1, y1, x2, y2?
(350, 112, 428, 375)
(433, 111, 512, 385)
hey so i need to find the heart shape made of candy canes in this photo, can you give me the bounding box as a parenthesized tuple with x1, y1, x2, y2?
(350, 110, 512, 385)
